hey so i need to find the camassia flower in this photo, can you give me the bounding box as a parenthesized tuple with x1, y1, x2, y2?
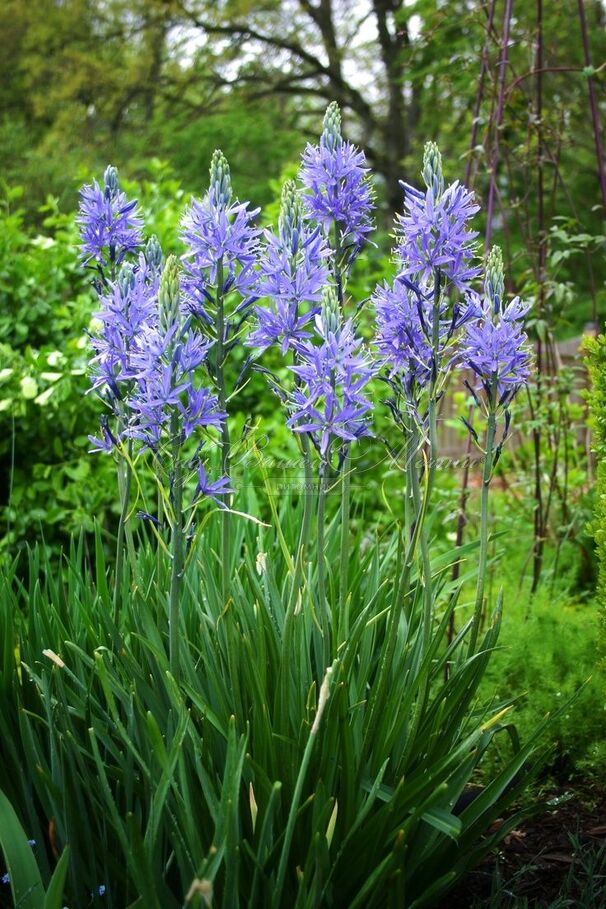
(460, 247, 531, 408)
(287, 289, 375, 460)
(87, 238, 162, 451)
(88, 253, 225, 454)
(180, 150, 260, 323)
(396, 142, 480, 294)
(373, 278, 434, 393)
(77, 165, 143, 268)
(300, 102, 374, 262)
(248, 180, 330, 355)
(372, 273, 479, 400)
(124, 257, 225, 450)
(196, 463, 234, 507)
(89, 241, 161, 400)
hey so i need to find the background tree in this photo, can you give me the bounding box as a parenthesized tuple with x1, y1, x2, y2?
(0, 0, 604, 303)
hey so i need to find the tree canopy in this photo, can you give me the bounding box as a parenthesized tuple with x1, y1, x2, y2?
(1, 0, 605, 320)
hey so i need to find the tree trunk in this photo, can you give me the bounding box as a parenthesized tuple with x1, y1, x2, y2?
(373, 0, 411, 212)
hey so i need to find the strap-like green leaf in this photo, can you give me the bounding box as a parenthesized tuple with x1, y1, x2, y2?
(0, 789, 44, 909)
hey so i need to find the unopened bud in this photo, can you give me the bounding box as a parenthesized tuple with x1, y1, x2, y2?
(145, 235, 163, 272)
(158, 255, 181, 329)
(278, 179, 304, 253)
(485, 246, 505, 314)
(422, 142, 443, 200)
(103, 165, 120, 201)
(209, 149, 232, 206)
(321, 102, 342, 152)
(311, 664, 334, 735)
(318, 285, 341, 335)
(249, 783, 258, 832)
(117, 263, 136, 296)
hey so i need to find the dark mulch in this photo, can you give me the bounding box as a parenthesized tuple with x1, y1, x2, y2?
(438, 786, 606, 908)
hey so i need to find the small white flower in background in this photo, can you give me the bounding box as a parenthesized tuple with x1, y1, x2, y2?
(256, 551, 267, 575)
(43, 649, 65, 668)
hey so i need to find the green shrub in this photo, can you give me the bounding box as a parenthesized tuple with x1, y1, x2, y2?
(482, 585, 604, 782)
(0, 184, 109, 560)
(585, 332, 606, 669)
(0, 165, 203, 561)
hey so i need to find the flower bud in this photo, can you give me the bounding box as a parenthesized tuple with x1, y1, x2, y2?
(321, 102, 342, 152)
(422, 142, 444, 200)
(117, 263, 136, 296)
(158, 254, 181, 330)
(145, 235, 163, 273)
(485, 246, 505, 315)
(209, 149, 232, 207)
(319, 285, 341, 334)
(278, 179, 304, 254)
(103, 165, 120, 201)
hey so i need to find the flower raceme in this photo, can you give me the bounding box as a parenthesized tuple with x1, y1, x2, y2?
(287, 290, 375, 461)
(85, 238, 226, 487)
(371, 142, 484, 414)
(248, 180, 331, 355)
(460, 247, 532, 408)
(89, 242, 161, 401)
(87, 241, 162, 453)
(124, 256, 225, 451)
(373, 280, 479, 411)
(77, 165, 143, 269)
(397, 142, 481, 294)
(300, 101, 374, 264)
(180, 150, 260, 324)
(373, 277, 480, 395)
(373, 278, 434, 392)
(461, 306, 531, 405)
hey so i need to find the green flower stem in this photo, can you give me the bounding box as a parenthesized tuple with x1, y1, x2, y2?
(390, 269, 441, 744)
(332, 219, 352, 636)
(404, 425, 415, 542)
(280, 325, 315, 728)
(363, 459, 426, 758)
(408, 268, 442, 646)
(287, 432, 314, 610)
(468, 402, 497, 655)
(426, 267, 442, 503)
(394, 423, 434, 761)
(408, 426, 433, 648)
(333, 222, 344, 308)
(157, 485, 164, 582)
(168, 417, 184, 678)
(109, 240, 121, 614)
(279, 431, 314, 730)
(338, 449, 351, 635)
(215, 256, 231, 604)
(113, 439, 133, 624)
(317, 464, 331, 669)
(124, 466, 138, 576)
(300, 432, 314, 580)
